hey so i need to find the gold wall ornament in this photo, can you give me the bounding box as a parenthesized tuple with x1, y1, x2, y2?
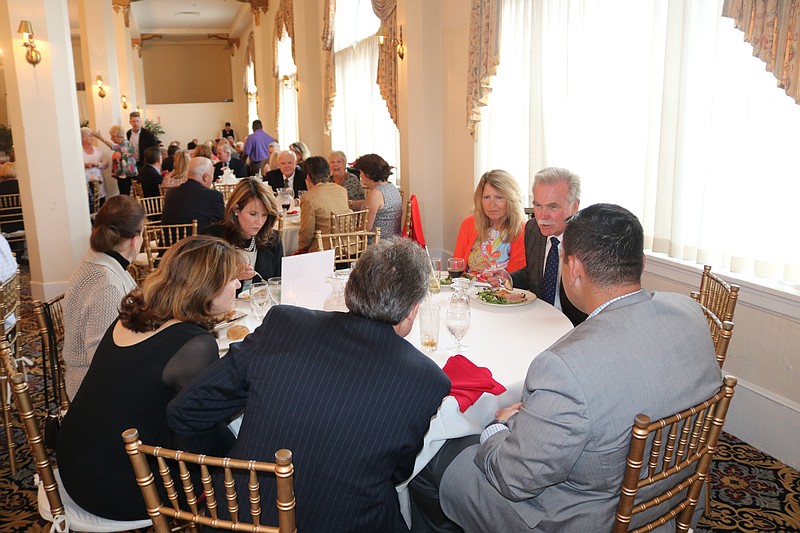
(131, 34, 162, 58)
(208, 34, 240, 57)
(17, 20, 42, 66)
(238, 0, 270, 26)
(112, 0, 143, 28)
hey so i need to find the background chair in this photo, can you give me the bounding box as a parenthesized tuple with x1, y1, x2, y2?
(213, 182, 238, 203)
(612, 375, 737, 533)
(315, 228, 380, 268)
(402, 195, 426, 247)
(1, 342, 153, 532)
(691, 265, 740, 323)
(122, 427, 296, 533)
(131, 181, 144, 199)
(0, 268, 19, 474)
(89, 182, 103, 217)
(696, 304, 734, 369)
(136, 195, 164, 223)
(0, 192, 26, 253)
(331, 208, 368, 233)
(141, 220, 198, 273)
(33, 296, 70, 415)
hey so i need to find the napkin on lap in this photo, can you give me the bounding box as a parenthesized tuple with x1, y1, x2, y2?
(442, 354, 507, 412)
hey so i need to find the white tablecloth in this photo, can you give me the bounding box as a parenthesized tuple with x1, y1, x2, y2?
(281, 215, 301, 255)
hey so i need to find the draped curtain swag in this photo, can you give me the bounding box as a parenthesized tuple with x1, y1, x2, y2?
(466, 0, 502, 135)
(273, 0, 296, 134)
(244, 31, 256, 95)
(722, 0, 800, 104)
(322, 0, 336, 134)
(371, 0, 399, 126)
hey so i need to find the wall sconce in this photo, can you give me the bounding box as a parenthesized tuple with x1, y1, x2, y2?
(376, 23, 405, 60)
(96, 75, 106, 98)
(121, 95, 128, 109)
(17, 20, 42, 66)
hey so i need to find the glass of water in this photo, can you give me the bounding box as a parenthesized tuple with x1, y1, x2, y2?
(250, 282, 270, 322)
(445, 303, 471, 353)
(268, 277, 282, 305)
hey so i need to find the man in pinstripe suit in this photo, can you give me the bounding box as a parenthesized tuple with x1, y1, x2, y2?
(168, 238, 450, 532)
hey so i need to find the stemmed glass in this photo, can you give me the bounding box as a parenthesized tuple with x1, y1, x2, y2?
(250, 282, 270, 322)
(268, 277, 282, 305)
(445, 303, 471, 353)
(447, 257, 465, 279)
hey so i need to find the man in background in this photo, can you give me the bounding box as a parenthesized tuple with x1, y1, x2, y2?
(161, 157, 224, 232)
(125, 111, 158, 172)
(221, 121, 235, 140)
(138, 146, 162, 198)
(213, 141, 247, 181)
(263, 150, 307, 198)
(243, 119, 277, 177)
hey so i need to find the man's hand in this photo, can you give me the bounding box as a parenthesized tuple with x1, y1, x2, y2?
(495, 402, 523, 422)
(485, 269, 512, 289)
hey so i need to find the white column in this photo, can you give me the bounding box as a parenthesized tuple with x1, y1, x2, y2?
(0, 0, 92, 300)
(79, 0, 121, 196)
(112, 3, 137, 119)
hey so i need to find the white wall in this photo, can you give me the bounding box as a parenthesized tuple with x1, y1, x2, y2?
(146, 102, 238, 147)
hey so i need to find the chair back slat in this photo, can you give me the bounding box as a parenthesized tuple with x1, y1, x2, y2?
(122, 428, 296, 533)
(612, 376, 737, 533)
(131, 181, 144, 199)
(330, 209, 368, 233)
(137, 195, 164, 223)
(0, 193, 25, 245)
(213, 183, 238, 203)
(315, 228, 380, 268)
(33, 296, 70, 414)
(142, 220, 198, 272)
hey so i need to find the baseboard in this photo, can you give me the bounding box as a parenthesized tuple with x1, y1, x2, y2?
(29, 280, 68, 303)
(724, 375, 800, 471)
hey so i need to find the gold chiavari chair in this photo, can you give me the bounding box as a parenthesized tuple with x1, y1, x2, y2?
(697, 304, 734, 369)
(330, 209, 368, 233)
(89, 182, 103, 217)
(213, 182, 238, 203)
(0, 268, 20, 474)
(315, 228, 380, 269)
(0, 342, 153, 532)
(0, 192, 26, 249)
(33, 296, 70, 415)
(612, 376, 737, 533)
(159, 184, 174, 197)
(137, 194, 164, 223)
(131, 180, 144, 199)
(122, 427, 296, 533)
(691, 265, 740, 324)
(141, 220, 198, 273)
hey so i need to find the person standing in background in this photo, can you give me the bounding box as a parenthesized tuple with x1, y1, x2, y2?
(243, 120, 277, 177)
(126, 111, 158, 173)
(221, 122, 235, 140)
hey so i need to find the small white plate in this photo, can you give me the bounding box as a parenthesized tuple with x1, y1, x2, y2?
(470, 288, 537, 307)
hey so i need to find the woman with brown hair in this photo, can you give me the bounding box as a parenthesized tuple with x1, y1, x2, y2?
(204, 177, 283, 292)
(352, 153, 402, 239)
(63, 195, 145, 400)
(453, 169, 526, 279)
(57, 235, 241, 522)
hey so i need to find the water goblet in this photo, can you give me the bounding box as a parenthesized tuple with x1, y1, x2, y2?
(445, 303, 471, 353)
(250, 282, 270, 322)
(267, 277, 282, 305)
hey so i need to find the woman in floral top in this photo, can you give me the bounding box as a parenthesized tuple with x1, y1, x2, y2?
(95, 125, 137, 195)
(453, 169, 526, 280)
(329, 150, 365, 209)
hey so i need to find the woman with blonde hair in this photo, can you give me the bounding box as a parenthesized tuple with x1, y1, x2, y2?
(162, 149, 190, 188)
(453, 169, 526, 280)
(204, 177, 282, 292)
(57, 235, 241, 522)
(94, 125, 137, 195)
(81, 126, 108, 208)
(289, 141, 311, 166)
(329, 150, 365, 207)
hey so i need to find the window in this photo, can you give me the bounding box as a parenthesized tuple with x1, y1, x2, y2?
(478, 0, 800, 285)
(331, 0, 400, 181)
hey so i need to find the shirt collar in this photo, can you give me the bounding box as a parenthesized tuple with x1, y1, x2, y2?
(587, 288, 645, 319)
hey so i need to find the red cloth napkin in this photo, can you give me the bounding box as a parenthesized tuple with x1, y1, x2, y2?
(442, 354, 507, 412)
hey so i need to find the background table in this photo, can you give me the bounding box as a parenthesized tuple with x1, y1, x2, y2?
(280, 214, 301, 255)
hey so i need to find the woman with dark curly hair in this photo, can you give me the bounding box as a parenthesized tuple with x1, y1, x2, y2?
(353, 153, 402, 239)
(57, 235, 241, 522)
(204, 177, 282, 292)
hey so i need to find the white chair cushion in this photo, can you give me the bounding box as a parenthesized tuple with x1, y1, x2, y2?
(37, 469, 152, 532)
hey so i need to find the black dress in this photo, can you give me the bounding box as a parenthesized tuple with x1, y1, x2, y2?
(56, 320, 226, 521)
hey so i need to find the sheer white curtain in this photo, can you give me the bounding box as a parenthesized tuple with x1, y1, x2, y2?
(331, 0, 401, 178)
(479, 0, 800, 284)
(277, 32, 299, 146)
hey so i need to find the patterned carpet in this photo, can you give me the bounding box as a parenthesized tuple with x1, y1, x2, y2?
(1, 270, 799, 531)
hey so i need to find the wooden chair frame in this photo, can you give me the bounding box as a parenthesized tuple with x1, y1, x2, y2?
(137, 195, 165, 223)
(691, 265, 739, 323)
(330, 209, 369, 233)
(142, 220, 198, 272)
(122, 428, 296, 533)
(213, 182, 238, 204)
(0, 269, 19, 474)
(1, 342, 152, 531)
(131, 180, 144, 199)
(315, 228, 380, 268)
(0, 192, 26, 246)
(612, 375, 737, 533)
(33, 296, 71, 415)
(696, 304, 734, 368)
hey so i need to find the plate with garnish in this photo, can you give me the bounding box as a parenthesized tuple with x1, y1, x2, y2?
(471, 287, 536, 307)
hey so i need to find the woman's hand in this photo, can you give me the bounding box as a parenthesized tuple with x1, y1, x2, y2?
(238, 264, 256, 281)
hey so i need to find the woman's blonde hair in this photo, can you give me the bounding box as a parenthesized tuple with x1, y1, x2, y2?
(193, 144, 214, 160)
(223, 178, 280, 247)
(119, 235, 243, 332)
(172, 150, 190, 180)
(472, 169, 525, 242)
(108, 125, 125, 138)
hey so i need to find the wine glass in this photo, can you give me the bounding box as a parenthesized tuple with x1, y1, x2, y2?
(447, 257, 465, 279)
(445, 303, 471, 353)
(267, 277, 282, 305)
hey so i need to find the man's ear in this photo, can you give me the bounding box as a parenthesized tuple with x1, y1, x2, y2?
(564, 254, 584, 287)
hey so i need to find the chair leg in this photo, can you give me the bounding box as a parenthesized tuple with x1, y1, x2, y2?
(1, 372, 17, 475)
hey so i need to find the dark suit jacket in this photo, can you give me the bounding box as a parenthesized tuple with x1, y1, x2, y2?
(263, 167, 307, 197)
(138, 165, 162, 198)
(168, 306, 450, 532)
(161, 179, 225, 233)
(213, 158, 247, 182)
(125, 127, 158, 167)
(510, 218, 588, 326)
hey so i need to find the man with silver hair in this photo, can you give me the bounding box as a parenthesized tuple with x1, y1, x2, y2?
(168, 237, 450, 532)
(486, 167, 587, 325)
(212, 140, 247, 181)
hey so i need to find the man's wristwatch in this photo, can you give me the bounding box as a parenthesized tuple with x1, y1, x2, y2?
(487, 418, 508, 428)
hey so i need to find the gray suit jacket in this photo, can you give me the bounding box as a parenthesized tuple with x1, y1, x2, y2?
(441, 290, 723, 532)
(510, 219, 587, 326)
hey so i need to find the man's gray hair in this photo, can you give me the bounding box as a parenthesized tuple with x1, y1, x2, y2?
(217, 142, 232, 155)
(345, 238, 429, 325)
(188, 157, 212, 181)
(534, 167, 581, 205)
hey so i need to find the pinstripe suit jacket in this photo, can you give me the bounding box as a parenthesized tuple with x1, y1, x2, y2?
(168, 305, 450, 532)
(510, 219, 588, 326)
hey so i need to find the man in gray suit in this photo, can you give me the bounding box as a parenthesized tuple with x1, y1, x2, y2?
(486, 167, 587, 326)
(410, 203, 723, 532)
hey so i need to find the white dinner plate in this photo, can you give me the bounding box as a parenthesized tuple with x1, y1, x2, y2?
(470, 288, 537, 307)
